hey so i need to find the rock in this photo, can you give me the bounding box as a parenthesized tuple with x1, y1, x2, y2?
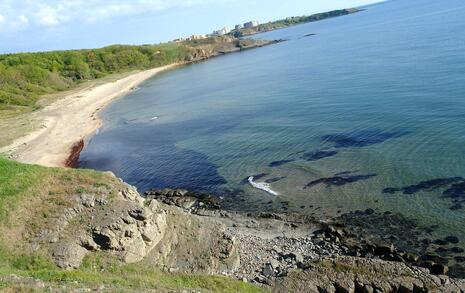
(423, 261, 449, 275)
(269, 259, 281, 270)
(433, 239, 448, 246)
(334, 279, 355, 293)
(286, 252, 304, 263)
(128, 208, 148, 221)
(355, 282, 373, 293)
(262, 264, 274, 277)
(80, 235, 98, 251)
(316, 284, 336, 293)
(395, 277, 415, 293)
(374, 244, 395, 256)
(53, 243, 88, 269)
(445, 236, 460, 244)
(79, 193, 95, 208)
(438, 275, 450, 285)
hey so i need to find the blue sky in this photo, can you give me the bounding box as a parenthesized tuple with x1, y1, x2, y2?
(0, 0, 383, 54)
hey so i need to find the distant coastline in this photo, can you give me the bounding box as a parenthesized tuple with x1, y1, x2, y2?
(231, 8, 362, 37)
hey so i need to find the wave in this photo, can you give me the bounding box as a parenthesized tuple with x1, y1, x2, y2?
(248, 176, 278, 196)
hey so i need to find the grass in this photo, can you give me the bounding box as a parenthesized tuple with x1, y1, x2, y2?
(0, 70, 141, 148)
(0, 157, 267, 292)
(0, 253, 265, 292)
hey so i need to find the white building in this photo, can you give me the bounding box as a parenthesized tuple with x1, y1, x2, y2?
(189, 34, 207, 40)
(212, 26, 231, 36)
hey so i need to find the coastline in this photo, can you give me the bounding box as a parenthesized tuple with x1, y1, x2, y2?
(0, 64, 179, 167)
(0, 38, 280, 168)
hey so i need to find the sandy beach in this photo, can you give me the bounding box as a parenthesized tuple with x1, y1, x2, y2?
(0, 64, 178, 167)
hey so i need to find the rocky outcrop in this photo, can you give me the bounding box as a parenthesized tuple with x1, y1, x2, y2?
(51, 183, 167, 269)
(184, 37, 283, 63)
(27, 182, 465, 291)
(273, 257, 465, 293)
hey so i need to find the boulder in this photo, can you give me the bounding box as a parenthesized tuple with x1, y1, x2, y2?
(53, 243, 88, 269)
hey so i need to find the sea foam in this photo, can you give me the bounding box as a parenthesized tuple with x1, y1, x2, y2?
(248, 176, 278, 196)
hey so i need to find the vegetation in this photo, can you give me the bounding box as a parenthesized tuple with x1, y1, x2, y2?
(0, 35, 244, 111)
(0, 43, 194, 109)
(0, 157, 266, 292)
(232, 8, 361, 37)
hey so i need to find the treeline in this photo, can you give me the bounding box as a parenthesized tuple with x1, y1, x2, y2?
(234, 8, 361, 37)
(0, 43, 196, 109)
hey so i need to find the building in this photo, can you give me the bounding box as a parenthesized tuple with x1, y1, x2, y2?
(172, 38, 187, 43)
(235, 24, 243, 30)
(212, 26, 231, 36)
(189, 34, 207, 40)
(243, 21, 259, 29)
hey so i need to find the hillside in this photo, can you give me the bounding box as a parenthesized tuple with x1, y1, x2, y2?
(0, 157, 266, 292)
(0, 36, 270, 111)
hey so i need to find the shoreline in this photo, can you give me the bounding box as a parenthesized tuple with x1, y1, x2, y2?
(0, 38, 280, 168)
(0, 64, 179, 167)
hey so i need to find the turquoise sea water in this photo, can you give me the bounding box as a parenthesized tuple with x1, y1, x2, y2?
(80, 0, 465, 252)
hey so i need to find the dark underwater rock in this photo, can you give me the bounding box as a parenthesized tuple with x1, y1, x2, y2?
(451, 247, 464, 253)
(433, 239, 448, 246)
(445, 236, 460, 244)
(443, 182, 465, 199)
(322, 129, 409, 148)
(305, 173, 377, 189)
(302, 150, 338, 161)
(269, 160, 294, 167)
(383, 177, 464, 195)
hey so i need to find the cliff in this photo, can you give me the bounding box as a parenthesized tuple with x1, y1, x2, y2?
(1, 157, 464, 292)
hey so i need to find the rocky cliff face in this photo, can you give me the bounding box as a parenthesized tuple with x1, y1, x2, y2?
(25, 177, 465, 292)
(185, 37, 282, 63)
(37, 180, 238, 275)
(49, 183, 167, 268)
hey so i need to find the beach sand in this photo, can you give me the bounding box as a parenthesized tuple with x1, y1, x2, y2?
(0, 64, 178, 167)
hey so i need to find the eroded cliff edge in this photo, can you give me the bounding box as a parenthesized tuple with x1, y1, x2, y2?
(6, 170, 464, 292)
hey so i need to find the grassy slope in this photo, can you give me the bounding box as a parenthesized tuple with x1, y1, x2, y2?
(0, 157, 266, 292)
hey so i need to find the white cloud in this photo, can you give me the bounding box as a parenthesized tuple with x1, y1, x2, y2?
(0, 0, 234, 31)
(35, 6, 59, 26)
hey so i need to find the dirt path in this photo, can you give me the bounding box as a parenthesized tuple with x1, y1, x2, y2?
(0, 64, 178, 167)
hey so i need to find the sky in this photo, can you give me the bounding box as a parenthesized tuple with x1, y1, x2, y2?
(0, 0, 383, 54)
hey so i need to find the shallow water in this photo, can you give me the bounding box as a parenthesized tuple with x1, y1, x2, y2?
(79, 0, 465, 248)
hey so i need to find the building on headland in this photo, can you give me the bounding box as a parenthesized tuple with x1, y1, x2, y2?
(243, 20, 259, 29)
(189, 34, 207, 40)
(172, 34, 207, 43)
(211, 26, 231, 36)
(235, 24, 243, 30)
(173, 38, 187, 43)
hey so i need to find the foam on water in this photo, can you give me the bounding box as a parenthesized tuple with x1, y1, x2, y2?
(248, 176, 279, 196)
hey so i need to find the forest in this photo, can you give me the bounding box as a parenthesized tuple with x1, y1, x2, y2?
(0, 43, 193, 109)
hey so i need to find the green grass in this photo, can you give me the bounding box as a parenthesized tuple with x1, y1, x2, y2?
(0, 253, 265, 292)
(0, 157, 267, 292)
